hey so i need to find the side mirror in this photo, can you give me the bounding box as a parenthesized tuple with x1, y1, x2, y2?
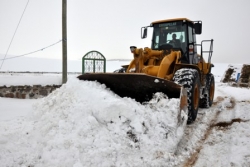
(194, 22, 202, 35)
(141, 27, 147, 39)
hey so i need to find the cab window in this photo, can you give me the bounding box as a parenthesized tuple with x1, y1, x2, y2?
(151, 21, 187, 52)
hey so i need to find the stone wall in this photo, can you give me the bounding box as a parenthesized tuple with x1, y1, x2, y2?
(0, 85, 61, 99)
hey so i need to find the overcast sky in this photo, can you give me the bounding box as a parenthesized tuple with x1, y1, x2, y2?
(0, 0, 249, 63)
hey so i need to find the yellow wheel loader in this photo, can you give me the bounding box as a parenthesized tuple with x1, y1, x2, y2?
(78, 18, 214, 124)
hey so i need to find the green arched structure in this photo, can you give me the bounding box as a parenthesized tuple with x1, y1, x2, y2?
(82, 50, 106, 74)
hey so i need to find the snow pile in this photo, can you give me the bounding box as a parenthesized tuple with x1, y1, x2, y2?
(220, 64, 242, 83)
(0, 77, 187, 167)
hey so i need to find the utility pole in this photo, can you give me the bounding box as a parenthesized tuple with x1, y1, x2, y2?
(62, 0, 67, 84)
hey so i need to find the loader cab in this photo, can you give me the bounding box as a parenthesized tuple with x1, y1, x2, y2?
(142, 18, 202, 64)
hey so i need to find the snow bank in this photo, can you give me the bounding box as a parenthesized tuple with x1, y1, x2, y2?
(0, 77, 187, 167)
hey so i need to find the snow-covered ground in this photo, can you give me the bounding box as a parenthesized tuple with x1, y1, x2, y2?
(0, 57, 131, 73)
(0, 59, 250, 167)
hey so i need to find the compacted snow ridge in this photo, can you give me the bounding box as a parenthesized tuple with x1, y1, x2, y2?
(0, 78, 188, 167)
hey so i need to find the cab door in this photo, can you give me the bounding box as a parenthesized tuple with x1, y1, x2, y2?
(187, 23, 198, 64)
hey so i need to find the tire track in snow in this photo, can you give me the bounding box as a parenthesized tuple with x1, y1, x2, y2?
(172, 96, 235, 167)
(181, 97, 250, 167)
(191, 100, 250, 166)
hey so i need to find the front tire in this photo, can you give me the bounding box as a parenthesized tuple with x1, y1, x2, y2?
(174, 68, 201, 124)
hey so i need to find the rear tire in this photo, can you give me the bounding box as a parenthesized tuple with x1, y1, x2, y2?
(200, 74, 215, 108)
(173, 68, 201, 124)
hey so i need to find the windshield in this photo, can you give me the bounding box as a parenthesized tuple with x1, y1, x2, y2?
(151, 21, 187, 52)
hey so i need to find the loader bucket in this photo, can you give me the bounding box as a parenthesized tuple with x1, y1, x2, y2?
(77, 73, 186, 104)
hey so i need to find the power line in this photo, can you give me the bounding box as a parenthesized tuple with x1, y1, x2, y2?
(0, 40, 62, 61)
(0, 0, 30, 69)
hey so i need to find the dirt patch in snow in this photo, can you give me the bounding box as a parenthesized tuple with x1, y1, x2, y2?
(214, 118, 249, 129)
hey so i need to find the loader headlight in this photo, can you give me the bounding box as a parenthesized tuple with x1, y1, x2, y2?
(130, 46, 137, 53)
